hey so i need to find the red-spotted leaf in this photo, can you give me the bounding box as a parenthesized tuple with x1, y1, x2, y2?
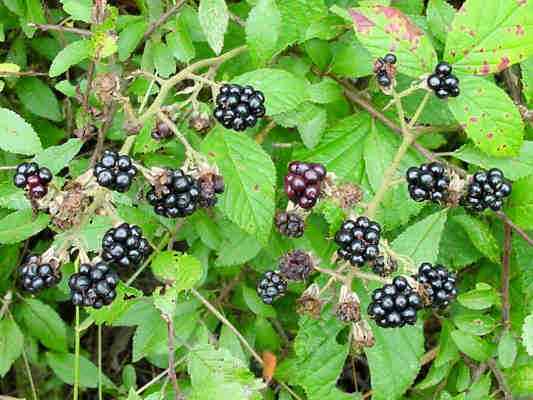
(349, 6, 437, 77)
(447, 75, 524, 157)
(444, 0, 533, 75)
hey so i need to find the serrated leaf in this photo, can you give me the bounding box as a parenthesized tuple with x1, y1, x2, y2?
(308, 78, 344, 104)
(450, 330, 491, 361)
(506, 175, 533, 230)
(434, 320, 460, 368)
(0, 210, 50, 244)
(457, 283, 498, 310)
(297, 105, 327, 149)
(215, 224, 262, 267)
(246, 0, 281, 66)
(447, 75, 524, 157)
(0, 183, 31, 210)
(523, 314, 533, 356)
(49, 40, 92, 77)
(15, 77, 62, 121)
(54, 215, 113, 252)
(329, 34, 374, 78)
(118, 20, 148, 61)
(453, 215, 500, 262)
(88, 283, 142, 326)
(151, 251, 202, 291)
(438, 214, 483, 268)
(466, 373, 491, 400)
(453, 311, 497, 336)
(201, 128, 275, 244)
(198, 0, 228, 55)
(166, 21, 195, 63)
(241, 285, 276, 318)
(153, 42, 175, 78)
(498, 330, 517, 368)
(0, 108, 42, 155)
(32, 138, 82, 174)
(60, 0, 92, 23)
(444, 0, 533, 75)
(0, 318, 23, 377)
(46, 352, 114, 388)
(426, 0, 455, 43)
(349, 6, 437, 77)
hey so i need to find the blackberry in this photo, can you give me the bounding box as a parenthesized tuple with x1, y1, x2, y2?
(257, 271, 287, 304)
(93, 150, 137, 193)
(278, 250, 314, 281)
(213, 84, 266, 131)
(371, 255, 398, 277)
(13, 162, 53, 199)
(102, 223, 151, 268)
(374, 54, 397, 88)
(368, 276, 423, 328)
(19, 255, 61, 293)
(151, 121, 174, 140)
(415, 263, 457, 309)
(406, 162, 450, 203)
(275, 211, 305, 238)
(68, 262, 119, 309)
(334, 217, 381, 267)
(197, 172, 225, 208)
(427, 61, 460, 99)
(461, 168, 512, 212)
(284, 161, 327, 209)
(146, 169, 200, 218)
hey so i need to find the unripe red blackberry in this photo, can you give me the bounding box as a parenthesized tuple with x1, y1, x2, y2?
(278, 250, 314, 281)
(197, 172, 225, 208)
(415, 263, 457, 309)
(257, 271, 287, 304)
(214, 84, 265, 131)
(93, 150, 137, 193)
(335, 217, 381, 267)
(406, 162, 450, 204)
(284, 161, 326, 209)
(68, 262, 119, 309)
(101, 223, 151, 268)
(275, 211, 305, 238)
(19, 255, 61, 293)
(13, 162, 53, 199)
(461, 168, 512, 212)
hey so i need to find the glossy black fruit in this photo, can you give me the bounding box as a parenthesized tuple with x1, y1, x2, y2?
(415, 263, 457, 309)
(406, 162, 450, 204)
(101, 223, 151, 267)
(461, 168, 512, 212)
(69, 262, 119, 309)
(19, 255, 61, 293)
(257, 271, 287, 304)
(335, 217, 382, 267)
(93, 150, 137, 193)
(13, 162, 53, 199)
(213, 84, 265, 131)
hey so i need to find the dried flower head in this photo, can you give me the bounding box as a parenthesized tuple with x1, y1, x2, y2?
(296, 284, 323, 319)
(352, 320, 375, 348)
(335, 285, 361, 323)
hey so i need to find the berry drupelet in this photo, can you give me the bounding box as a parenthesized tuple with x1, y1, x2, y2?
(102, 223, 151, 268)
(284, 161, 327, 209)
(93, 150, 137, 192)
(368, 276, 423, 328)
(461, 168, 512, 212)
(406, 162, 450, 204)
(278, 250, 314, 281)
(213, 84, 266, 131)
(427, 62, 460, 99)
(197, 173, 225, 208)
(335, 217, 381, 267)
(19, 255, 61, 293)
(69, 262, 119, 309)
(257, 271, 287, 304)
(374, 53, 397, 88)
(275, 211, 305, 238)
(415, 263, 457, 309)
(146, 169, 200, 218)
(13, 162, 53, 199)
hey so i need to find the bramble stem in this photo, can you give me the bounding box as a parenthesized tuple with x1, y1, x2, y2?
(501, 223, 512, 330)
(98, 324, 103, 400)
(73, 258, 80, 400)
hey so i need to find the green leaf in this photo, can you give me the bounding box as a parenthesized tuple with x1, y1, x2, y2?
(506, 176, 533, 230)
(201, 128, 276, 244)
(434, 320, 460, 368)
(166, 21, 195, 64)
(15, 77, 62, 121)
(0, 183, 31, 210)
(329, 34, 374, 78)
(447, 75, 524, 157)
(453, 215, 500, 262)
(18, 298, 68, 351)
(0, 318, 23, 377)
(506, 364, 533, 396)
(60, 0, 92, 23)
(88, 283, 142, 326)
(153, 42, 176, 78)
(0, 107, 42, 155)
(198, 0, 228, 55)
(498, 330, 517, 368)
(457, 283, 498, 310)
(444, 0, 533, 75)
(0, 210, 50, 244)
(426, 0, 455, 43)
(187, 343, 265, 400)
(118, 20, 148, 61)
(233, 68, 309, 115)
(450, 330, 492, 361)
(391, 209, 448, 265)
(453, 311, 497, 336)
(126, 388, 142, 400)
(215, 223, 262, 266)
(241, 285, 276, 318)
(308, 78, 344, 104)
(466, 373, 491, 400)
(54, 215, 113, 252)
(438, 214, 483, 268)
(523, 57, 533, 105)
(523, 314, 533, 356)
(151, 251, 202, 291)
(349, 6, 437, 77)
(246, 0, 281, 66)
(49, 40, 92, 77)
(46, 352, 114, 388)
(32, 138, 82, 174)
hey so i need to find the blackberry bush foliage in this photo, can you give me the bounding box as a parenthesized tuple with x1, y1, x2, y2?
(0, 0, 532, 399)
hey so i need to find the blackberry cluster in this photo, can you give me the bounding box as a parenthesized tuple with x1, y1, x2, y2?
(146, 169, 200, 218)
(278, 250, 314, 281)
(371, 255, 398, 277)
(415, 263, 457, 309)
(406, 162, 450, 203)
(69, 262, 119, 309)
(213, 84, 265, 131)
(151, 121, 173, 140)
(461, 168, 512, 212)
(19, 255, 61, 293)
(335, 217, 381, 267)
(197, 173, 225, 208)
(13, 162, 53, 199)
(94, 150, 137, 192)
(102, 223, 151, 268)
(275, 211, 305, 238)
(257, 271, 287, 304)
(368, 276, 423, 328)
(427, 62, 460, 99)
(374, 53, 397, 87)
(284, 161, 327, 209)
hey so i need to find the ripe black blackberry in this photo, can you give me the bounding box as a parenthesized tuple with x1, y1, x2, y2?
(19, 255, 61, 293)
(93, 150, 137, 192)
(371, 255, 398, 277)
(461, 168, 512, 212)
(275, 211, 305, 238)
(68, 262, 119, 309)
(13, 162, 53, 199)
(368, 276, 423, 328)
(102, 223, 151, 268)
(278, 250, 314, 281)
(374, 53, 397, 88)
(427, 62, 460, 99)
(151, 121, 174, 140)
(146, 169, 200, 218)
(257, 271, 287, 304)
(406, 162, 450, 203)
(335, 217, 381, 267)
(415, 263, 457, 309)
(213, 84, 266, 131)
(197, 172, 225, 208)
(284, 161, 327, 209)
